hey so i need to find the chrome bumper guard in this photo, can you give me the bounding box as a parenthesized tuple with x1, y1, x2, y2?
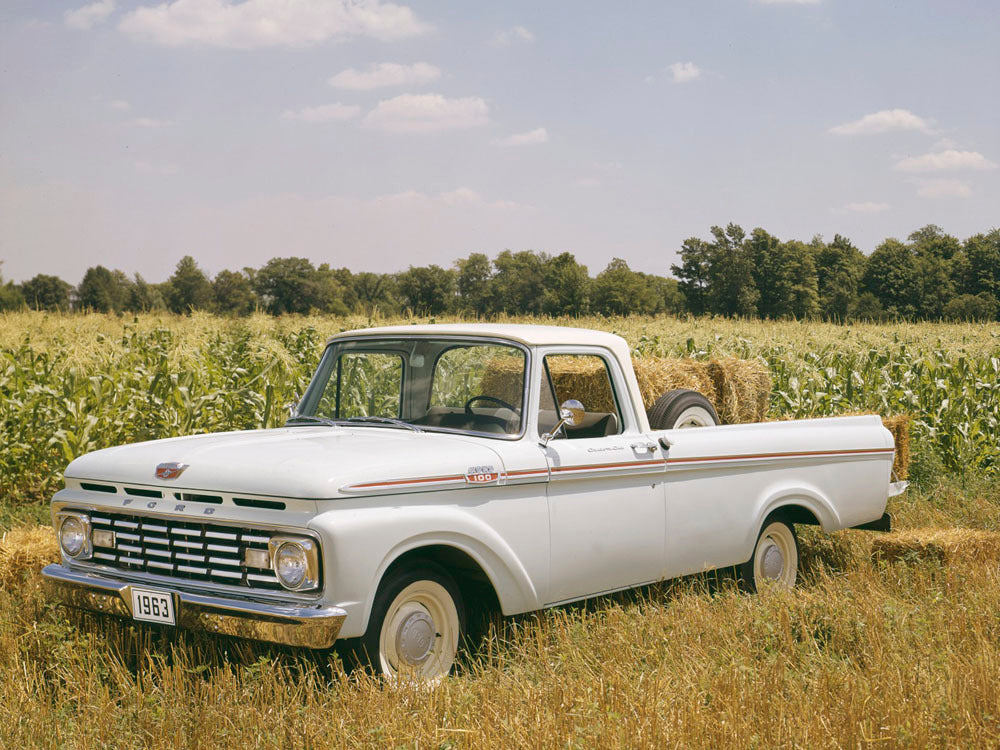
(42, 564, 346, 649)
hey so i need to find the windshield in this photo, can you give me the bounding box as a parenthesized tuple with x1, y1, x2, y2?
(293, 337, 528, 438)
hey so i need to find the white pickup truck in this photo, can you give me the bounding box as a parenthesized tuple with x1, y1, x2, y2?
(43, 324, 904, 679)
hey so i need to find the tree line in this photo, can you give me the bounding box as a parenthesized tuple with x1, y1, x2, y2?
(1, 224, 997, 321)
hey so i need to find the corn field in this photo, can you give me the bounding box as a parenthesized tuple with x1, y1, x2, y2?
(1, 312, 998, 505)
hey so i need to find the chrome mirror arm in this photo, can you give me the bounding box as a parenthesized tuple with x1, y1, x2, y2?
(539, 399, 585, 447)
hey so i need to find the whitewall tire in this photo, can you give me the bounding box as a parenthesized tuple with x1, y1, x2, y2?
(739, 519, 798, 592)
(358, 563, 464, 681)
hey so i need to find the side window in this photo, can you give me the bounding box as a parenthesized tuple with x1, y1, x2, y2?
(539, 354, 622, 438)
(317, 352, 403, 419)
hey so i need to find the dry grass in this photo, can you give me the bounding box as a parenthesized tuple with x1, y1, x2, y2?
(1, 479, 998, 748)
(872, 527, 1000, 565)
(0, 524, 58, 588)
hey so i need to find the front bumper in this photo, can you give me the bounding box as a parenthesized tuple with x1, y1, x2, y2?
(42, 564, 346, 649)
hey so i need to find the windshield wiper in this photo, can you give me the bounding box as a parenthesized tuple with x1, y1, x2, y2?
(284, 415, 339, 427)
(343, 416, 423, 432)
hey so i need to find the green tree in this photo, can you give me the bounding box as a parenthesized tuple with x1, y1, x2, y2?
(212, 269, 256, 315)
(908, 225, 958, 318)
(815, 234, 865, 321)
(490, 250, 547, 314)
(861, 239, 920, 319)
(671, 237, 712, 315)
(396, 265, 455, 315)
(76, 266, 131, 312)
(541, 252, 591, 316)
(592, 258, 660, 315)
(254, 257, 344, 315)
(353, 272, 398, 315)
(750, 232, 819, 319)
(455, 253, 493, 315)
(125, 274, 165, 312)
(21, 274, 72, 311)
(955, 230, 1000, 311)
(165, 256, 214, 313)
(943, 292, 998, 322)
(0, 263, 25, 311)
(328, 266, 359, 311)
(706, 224, 759, 317)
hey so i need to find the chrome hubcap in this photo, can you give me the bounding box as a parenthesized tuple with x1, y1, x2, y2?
(762, 542, 784, 579)
(395, 611, 436, 666)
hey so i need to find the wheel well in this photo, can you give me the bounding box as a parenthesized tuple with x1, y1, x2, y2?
(769, 504, 821, 527)
(383, 545, 501, 617)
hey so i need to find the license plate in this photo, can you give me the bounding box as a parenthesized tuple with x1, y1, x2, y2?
(130, 587, 176, 625)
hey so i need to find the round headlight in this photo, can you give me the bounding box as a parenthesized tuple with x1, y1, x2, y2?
(274, 542, 307, 589)
(59, 515, 87, 557)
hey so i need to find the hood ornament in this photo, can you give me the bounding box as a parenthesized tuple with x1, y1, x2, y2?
(155, 462, 189, 480)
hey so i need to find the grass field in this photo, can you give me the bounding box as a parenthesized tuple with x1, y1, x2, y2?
(1, 312, 998, 747)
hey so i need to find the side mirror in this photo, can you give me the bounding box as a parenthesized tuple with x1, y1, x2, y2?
(540, 399, 584, 446)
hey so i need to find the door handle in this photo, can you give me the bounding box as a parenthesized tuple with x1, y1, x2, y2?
(631, 442, 658, 454)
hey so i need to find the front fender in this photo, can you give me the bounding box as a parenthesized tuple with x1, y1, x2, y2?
(309, 502, 544, 638)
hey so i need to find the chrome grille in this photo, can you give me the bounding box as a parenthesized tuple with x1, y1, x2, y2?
(88, 511, 281, 590)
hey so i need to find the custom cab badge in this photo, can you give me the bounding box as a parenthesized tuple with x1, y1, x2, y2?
(465, 465, 499, 484)
(155, 462, 189, 480)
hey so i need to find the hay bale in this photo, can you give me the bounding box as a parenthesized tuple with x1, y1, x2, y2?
(872, 527, 1000, 565)
(881, 414, 911, 480)
(631, 358, 718, 412)
(705, 357, 771, 424)
(481, 354, 771, 424)
(0, 525, 58, 588)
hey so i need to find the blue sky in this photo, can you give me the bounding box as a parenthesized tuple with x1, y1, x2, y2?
(1, 0, 997, 283)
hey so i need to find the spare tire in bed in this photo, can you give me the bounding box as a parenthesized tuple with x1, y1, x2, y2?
(647, 389, 719, 429)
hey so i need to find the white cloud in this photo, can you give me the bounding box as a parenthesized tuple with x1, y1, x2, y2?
(118, 0, 428, 48)
(834, 201, 890, 214)
(755, 0, 820, 5)
(65, 0, 116, 30)
(363, 94, 489, 133)
(281, 103, 361, 123)
(574, 177, 601, 188)
(109, 99, 131, 111)
(495, 128, 548, 147)
(913, 178, 972, 198)
(129, 117, 171, 128)
(329, 62, 440, 90)
(491, 26, 534, 46)
(894, 149, 997, 172)
(668, 61, 701, 83)
(829, 108, 933, 136)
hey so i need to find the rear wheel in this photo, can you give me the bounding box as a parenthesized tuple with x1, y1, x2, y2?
(647, 389, 719, 429)
(356, 562, 464, 681)
(738, 518, 798, 593)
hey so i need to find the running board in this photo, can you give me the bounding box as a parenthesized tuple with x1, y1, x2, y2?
(851, 513, 892, 532)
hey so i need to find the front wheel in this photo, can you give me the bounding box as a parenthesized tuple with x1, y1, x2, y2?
(357, 562, 464, 681)
(737, 518, 798, 592)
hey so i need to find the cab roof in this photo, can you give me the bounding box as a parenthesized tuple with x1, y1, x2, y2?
(328, 323, 630, 356)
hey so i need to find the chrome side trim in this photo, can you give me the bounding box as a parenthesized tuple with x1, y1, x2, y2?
(41, 564, 346, 649)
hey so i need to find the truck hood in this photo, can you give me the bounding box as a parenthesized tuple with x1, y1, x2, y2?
(65, 427, 507, 500)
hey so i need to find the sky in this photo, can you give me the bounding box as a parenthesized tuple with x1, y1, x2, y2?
(1, 0, 998, 284)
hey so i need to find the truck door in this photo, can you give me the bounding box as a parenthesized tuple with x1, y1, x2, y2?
(539, 350, 667, 604)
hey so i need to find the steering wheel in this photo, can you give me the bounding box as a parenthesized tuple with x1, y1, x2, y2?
(464, 395, 518, 418)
